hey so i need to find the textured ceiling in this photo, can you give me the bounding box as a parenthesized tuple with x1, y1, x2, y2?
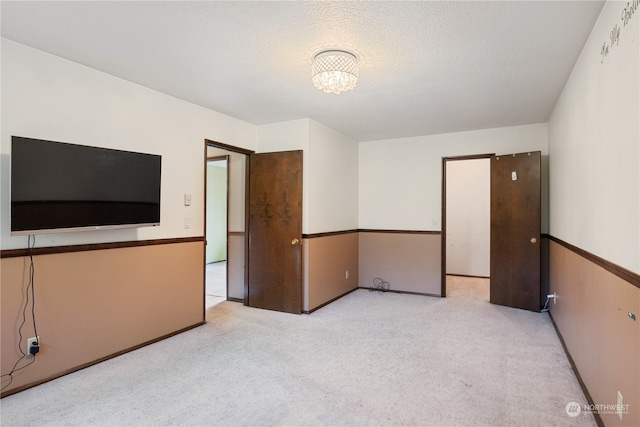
(1, 1, 604, 142)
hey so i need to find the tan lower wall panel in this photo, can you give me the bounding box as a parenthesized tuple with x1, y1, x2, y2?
(359, 232, 441, 295)
(549, 241, 639, 427)
(304, 233, 358, 312)
(1, 241, 204, 394)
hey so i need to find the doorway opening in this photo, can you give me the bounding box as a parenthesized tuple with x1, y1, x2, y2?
(206, 156, 228, 308)
(204, 139, 253, 311)
(441, 154, 492, 301)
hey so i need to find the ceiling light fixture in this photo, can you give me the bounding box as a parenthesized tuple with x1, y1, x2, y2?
(311, 50, 358, 95)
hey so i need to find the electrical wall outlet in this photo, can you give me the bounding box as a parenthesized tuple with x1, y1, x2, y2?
(27, 336, 40, 356)
(617, 391, 623, 420)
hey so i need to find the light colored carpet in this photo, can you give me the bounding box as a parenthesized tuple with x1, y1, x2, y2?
(0, 278, 596, 426)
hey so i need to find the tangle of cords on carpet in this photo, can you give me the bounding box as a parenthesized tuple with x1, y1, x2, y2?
(370, 277, 389, 293)
(1, 235, 39, 392)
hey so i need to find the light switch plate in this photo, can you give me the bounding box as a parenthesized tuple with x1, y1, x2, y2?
(184, 194, 191, 206)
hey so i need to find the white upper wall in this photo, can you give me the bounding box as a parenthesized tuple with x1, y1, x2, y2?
(11, 7, 629, 257)
(548, 1, 639, 274)
(308, 119, 359, 233)
(359, 123, 548, 231)
(1, 39, 257, 250)
(256, 119, 309, 154)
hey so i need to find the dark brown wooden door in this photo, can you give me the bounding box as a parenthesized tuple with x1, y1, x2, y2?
(490, 151, 541, 311)
(248, 150, 303, 314)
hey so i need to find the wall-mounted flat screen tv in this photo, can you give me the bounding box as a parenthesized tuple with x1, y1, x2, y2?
(11, 136, 161, 235)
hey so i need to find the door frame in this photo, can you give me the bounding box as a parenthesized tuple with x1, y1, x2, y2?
(204, 139, 254, 308)
(441, 153, 494, 297)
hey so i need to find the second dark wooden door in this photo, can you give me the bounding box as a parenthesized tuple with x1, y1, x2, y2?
(490, 151, 541, 312)
(248, 150, 303, 314)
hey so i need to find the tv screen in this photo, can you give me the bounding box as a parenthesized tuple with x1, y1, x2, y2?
(11, 136, 161, 235)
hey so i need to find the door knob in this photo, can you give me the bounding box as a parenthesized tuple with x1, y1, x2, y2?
(530, 237, 537, 244)
(291, 238, 300, 245)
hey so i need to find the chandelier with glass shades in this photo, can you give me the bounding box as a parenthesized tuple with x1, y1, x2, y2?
(311, 50, 359, 95)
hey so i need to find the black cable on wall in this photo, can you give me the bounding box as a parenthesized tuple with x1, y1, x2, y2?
(1, 235, 40, 391)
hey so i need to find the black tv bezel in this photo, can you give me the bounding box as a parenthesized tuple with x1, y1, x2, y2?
(10, 136, 162, 236)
